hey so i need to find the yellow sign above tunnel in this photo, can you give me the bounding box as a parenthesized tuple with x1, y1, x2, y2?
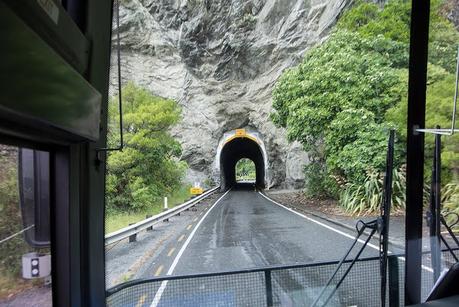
(235, 129, 246, 137)
(223, 128, 259, 146)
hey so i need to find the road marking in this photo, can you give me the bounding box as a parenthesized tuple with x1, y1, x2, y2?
(154, 265, 163, 276)
(150, 189, 232, 307)
(258, 192, 380, 249)
(186, 224, 192, 230)
(167, 248, 175, 257)
(178, 234, 185, 242)
(136, 294, 147, 307)
(258, 192, 434, 273)
(193, 217, 198, 222)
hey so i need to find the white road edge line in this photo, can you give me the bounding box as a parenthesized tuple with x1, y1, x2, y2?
(258, 192, 433, 273)
(258, 192, 380, 250)
(150, 189, 232, 307)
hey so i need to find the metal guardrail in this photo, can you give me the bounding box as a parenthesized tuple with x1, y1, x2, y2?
(105, 187, 219, 246)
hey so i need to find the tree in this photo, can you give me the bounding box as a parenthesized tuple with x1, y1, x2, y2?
(106, 83, 187, 212)
(272, 0, 459, 205)
(338, 0, 411, 46)
(236, 158, 256, 181)
(338, 0, 459, 73)
(386, 64, 459, 182)
(271, 30, 404, 196)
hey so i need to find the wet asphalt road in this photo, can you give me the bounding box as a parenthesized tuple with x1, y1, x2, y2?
(173, 185, 377, 275)
(109, 185, 386, 307)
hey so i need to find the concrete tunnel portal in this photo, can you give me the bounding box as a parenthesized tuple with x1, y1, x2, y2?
(215, 129, 268, 190)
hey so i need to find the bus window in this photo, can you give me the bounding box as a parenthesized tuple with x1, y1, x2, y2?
(0, 145, 52, 306)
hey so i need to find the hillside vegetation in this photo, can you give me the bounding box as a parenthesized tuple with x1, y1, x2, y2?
(105, 83, 188, 231)
(272, 0, 459, 215)
(236, 158, 256, 181)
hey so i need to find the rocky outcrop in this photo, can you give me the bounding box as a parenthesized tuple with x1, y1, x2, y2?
(441, 0, 459, 30)
(112, 0, 348, 188)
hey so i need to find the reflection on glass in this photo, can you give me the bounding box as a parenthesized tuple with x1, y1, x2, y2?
(0, 145, 52, 306)
(415, 0, 459, 301)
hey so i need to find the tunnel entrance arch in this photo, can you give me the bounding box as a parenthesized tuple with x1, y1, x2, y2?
(215, 129, 268, 190)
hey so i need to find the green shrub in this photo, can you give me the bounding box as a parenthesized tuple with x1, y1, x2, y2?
(304, 162, 340, 199)
(386, 64, 459, 183)
(338, 0, 458, 73)
(340, 167, 459, 216)
(339, 167, 406, 215)
(106, 83, 187, 213)
(271, 0, 459, 212)
(338, 0, 411, 45)
(441, 183, 459, 228)
(271, 30, 404, 195)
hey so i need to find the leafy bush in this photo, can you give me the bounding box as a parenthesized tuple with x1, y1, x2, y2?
(271, 30, 404, 195)
(304, 162, 340, 199)
(338, 0, 459, 73)
(441, 183, 459, 228)
(340, 166, 459, 216)
(428, 0, 459, 73)
(339, 167, 406, 215)
(338, 0, 411, 46)
(325, 110, 401, 184)
(272, 0, 459, 213)
(106, 83, 187, 213)
(386, 64, 459, 183)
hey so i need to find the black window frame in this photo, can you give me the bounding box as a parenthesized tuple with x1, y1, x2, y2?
(0, 0, 432, 305)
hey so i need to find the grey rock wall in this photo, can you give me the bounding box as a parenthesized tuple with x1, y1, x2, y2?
(442, 0, 459, 30)
(111, 0, 348, 188)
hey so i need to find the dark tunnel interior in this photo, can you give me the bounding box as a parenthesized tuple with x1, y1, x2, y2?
(220, 137, 265, 190)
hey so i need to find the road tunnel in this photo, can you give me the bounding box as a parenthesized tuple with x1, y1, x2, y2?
(219, 137, 265, 190)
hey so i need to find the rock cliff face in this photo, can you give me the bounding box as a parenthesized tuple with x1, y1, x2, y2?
(441, 0, 459, 30)
(112, 0, 348, 188)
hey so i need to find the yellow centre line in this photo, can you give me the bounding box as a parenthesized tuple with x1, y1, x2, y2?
(154, 265, 164, 276)
(167, 247, 176, 257)
(187, 224, 193, 230)
(135, 294, 147, 307)
(178, 234, 185, 242)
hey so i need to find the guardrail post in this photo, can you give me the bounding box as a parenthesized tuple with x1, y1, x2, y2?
(264, 270, 274, 307)
(104, 187, 219, 246)
(388, 255, 400, 307)
(146, 215, 153, 231)
(163, 197, 169, 222)
(128, 223, 137, 242)
(192, 199, 198, 211)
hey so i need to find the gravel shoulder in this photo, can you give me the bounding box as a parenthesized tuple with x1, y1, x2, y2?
(0, 285, 51, 307)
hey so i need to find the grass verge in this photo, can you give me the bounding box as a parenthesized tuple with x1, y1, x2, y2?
(105, 185, 192, 234)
